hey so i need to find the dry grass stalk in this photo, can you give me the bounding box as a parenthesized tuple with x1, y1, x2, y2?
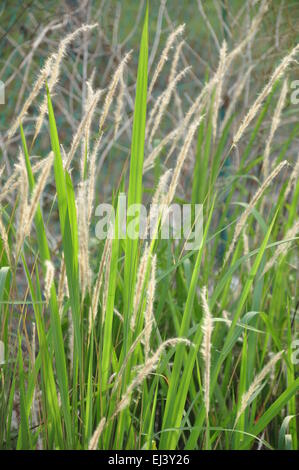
(15, 152, 29, 255)
(263, 221, 299, 275)
(165, 117, 203, 209)
(182, 49, 232, 132)
(34, 24, 98, 143)
(197, 0, 220, 50)
(143, 128, 179, 173)
(148, 24, 185, 97)
(168, 40, 185, 86)
(152, 170, 172, 208)
(200, 286, 213, 421)
(226, 0, 270, 68)
(114, 71, 125, 139)
(235, 351, 283, 424)
(148, 66, 191, 145)
(284, 153, 299, 202)
(99, 51, 132, 134)
(113, 338, 191, 418)
(14, 151, 52, 254)
(144, 255, 156, 361)
(87, 136, 102, 226)
(83, 79, 96, 161)
(113, 308, 124, 323)
(212, 41, 227, 142)
(165, 99, 207, 168)
(151, 72, 216, 172)
(147, 170, 172, 237)
(88, 417, 106, 450)
(0, 340, 4, 365)
(57, 254, 66, 316)
(233, 43, 299, 147)
(66, 88, 103, 171)
(262, 80, 288, 180)
(173, 88, 206, 144)
(112, 328, 146, 394)
(0, 208, 11, 264)
(224, 160, 288, 265)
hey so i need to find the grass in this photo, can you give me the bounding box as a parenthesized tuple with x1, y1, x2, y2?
(0, 1, 298, 451)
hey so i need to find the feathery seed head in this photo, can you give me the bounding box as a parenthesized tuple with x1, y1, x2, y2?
(44, 260, 54, 307)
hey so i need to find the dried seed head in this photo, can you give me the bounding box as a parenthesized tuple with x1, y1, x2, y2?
(220, 66, 254, 133)
(15, 153, 53, 255)
(262, 80, 288, 180)
(112, 328, 146, 394)
(99, 51, 132, 134)
(144, 255, 157, 361)
(197, 0, 220, 51)
(148, 66, 191, 145)
(168, 40, 185, 86)
(15, 151, 29, 255)
(7, 55, 54, 140)
(131, 243, 150, 332)
(24, 153, 53, 238)
(263, 221, 299, 275)
(89, 235, 112, 335)
(148, 24, 185, 97)
(113, 338, 191, 417)
(0, 165, 21, 203)
(44, 260, 54, 307)
(148, 170, 172, 237)
(235, 351, 283, 424)
(224, 160, 288, 265)
(200, 286, 213, 421)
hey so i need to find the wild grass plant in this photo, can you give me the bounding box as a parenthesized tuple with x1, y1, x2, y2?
(0, 0, 298, 450)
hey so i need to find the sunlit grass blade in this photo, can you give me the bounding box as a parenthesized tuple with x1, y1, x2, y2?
(123, 0, 149, 342)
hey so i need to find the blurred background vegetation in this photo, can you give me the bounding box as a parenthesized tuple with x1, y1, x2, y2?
(0, 0, 298, 194)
